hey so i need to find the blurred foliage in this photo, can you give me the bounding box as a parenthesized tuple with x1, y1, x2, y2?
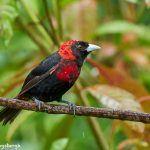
(0, 0, 18, 45)
(1, 0, 150, 150)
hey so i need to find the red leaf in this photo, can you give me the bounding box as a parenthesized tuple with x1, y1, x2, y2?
(86, 58, 149, 98)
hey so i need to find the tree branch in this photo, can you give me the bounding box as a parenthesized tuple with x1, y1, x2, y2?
(0, 97, 150, 123)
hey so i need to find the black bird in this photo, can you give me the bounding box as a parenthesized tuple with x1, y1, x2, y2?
(0, 40, 100, 125)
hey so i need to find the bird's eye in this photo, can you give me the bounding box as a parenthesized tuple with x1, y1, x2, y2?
(77, 45, 82, 50)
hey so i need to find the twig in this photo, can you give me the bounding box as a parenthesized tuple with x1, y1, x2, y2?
(42, 0, 59, 46)
(76, 81, 109, 150)
(55, 0, 63, 41)
(20, 0, 52, 49)
(0, 97, 150, 124)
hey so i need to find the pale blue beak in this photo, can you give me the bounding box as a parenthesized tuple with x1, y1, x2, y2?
(86, 44, 101, 52)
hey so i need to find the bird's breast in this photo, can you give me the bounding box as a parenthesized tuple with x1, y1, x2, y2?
(56, 63, 80, 83)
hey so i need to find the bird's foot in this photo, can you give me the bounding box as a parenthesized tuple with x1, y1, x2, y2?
(60, 100, 76, 117)
(32, 97, 44, 110)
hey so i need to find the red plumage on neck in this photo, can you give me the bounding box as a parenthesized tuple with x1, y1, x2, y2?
(58, 40, 78, 60)
(56, 63, 80, 82)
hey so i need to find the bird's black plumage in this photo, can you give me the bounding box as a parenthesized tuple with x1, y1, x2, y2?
(0, 40, 100, 125)
(19, 52, 82, 102)
(23, 53, 60, 85)
(19, 52, 62, 101)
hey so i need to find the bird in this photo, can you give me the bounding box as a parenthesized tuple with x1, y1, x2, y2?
(0, 40, 100, 125)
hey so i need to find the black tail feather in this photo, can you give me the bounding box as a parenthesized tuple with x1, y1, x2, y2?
(0, 107, 21, 125)
(0, 96, 22, 125)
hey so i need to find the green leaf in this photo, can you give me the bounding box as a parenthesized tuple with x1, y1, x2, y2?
(96, 20, 150, 42)
(50, 138, 68, 150)
(96, 21, 142, 35)
(125, 0, 138, 3)
(6, 111, 33, 142)
(0, 5, 18, 19)
(0, 20, 13, 45)
(60, 0, 77, 7)
(0, 1, 18, 45)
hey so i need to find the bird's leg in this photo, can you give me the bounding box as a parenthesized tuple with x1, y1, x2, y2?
(32, 97, 44, 110)
(60, 100, 76, 117)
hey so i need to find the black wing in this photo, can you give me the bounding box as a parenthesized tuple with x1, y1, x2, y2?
(18, 52, 61, 97)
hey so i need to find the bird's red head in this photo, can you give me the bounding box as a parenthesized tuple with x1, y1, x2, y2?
(58, 40, 101, 61)
(58, 40, 78, 60)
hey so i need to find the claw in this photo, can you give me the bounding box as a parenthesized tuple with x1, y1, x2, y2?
(60, 100, 76, 117)
(68, 103, 76, 117)
(32, 97, 44, 110)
